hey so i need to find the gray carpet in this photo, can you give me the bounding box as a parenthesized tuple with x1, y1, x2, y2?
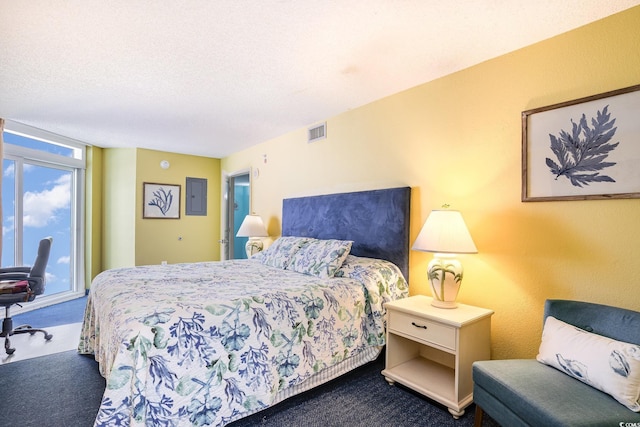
(229, 356, 497, 427)
(0, 298, 499, 426)
(0, 350, 105, 426)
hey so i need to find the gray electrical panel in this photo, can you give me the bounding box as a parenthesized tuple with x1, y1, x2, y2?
(185, 177, 207, 216)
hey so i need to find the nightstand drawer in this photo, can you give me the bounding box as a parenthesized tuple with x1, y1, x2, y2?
(389, 311, 456, 350)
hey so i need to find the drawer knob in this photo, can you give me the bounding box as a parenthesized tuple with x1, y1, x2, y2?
(411, 321, 428, 330)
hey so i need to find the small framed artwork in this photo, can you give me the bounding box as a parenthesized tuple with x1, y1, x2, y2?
(143, 183, 181, 219)
(522, 84, 640, 202)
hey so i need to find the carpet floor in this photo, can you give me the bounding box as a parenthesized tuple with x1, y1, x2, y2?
(229, 356, 499, 427)
(12, 295, 88, 327)
(0, 350, 105, 427)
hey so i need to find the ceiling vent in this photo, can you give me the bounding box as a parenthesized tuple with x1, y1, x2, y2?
(308, 122, 326, 143)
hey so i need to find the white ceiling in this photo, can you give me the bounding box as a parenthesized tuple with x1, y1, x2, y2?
(1, 1, 639, 158)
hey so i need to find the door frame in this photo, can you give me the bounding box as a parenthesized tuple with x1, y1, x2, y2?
(220, 168, 251, 260)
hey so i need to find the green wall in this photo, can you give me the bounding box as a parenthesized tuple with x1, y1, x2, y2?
(91, 147, 221, 276)
(103, 148, 137, 270)
(85, 146, 103, 287)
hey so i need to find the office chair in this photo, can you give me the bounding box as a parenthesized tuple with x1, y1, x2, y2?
(0, 237, 53, 355)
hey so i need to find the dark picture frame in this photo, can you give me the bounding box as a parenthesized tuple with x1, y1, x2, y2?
(143, 182, 181, 219)
(522, 84, 640, 202)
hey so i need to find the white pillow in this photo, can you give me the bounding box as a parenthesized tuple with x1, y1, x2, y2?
(259, 236, 312, 269)
(537, 315, 640, 412)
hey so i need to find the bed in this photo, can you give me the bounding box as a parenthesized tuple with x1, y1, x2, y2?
(78, 186, 411, 427)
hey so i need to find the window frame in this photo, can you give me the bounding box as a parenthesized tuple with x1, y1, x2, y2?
(2, 120, 86, 308)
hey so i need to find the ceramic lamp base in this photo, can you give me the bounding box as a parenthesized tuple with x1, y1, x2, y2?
(245, 238, 264, 258)
(427, 255, 463, 309)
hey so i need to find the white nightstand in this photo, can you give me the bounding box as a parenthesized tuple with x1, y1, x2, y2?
(381, 295, 493, 418)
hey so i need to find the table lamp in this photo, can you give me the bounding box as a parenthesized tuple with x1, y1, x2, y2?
(236, 214, 269, 257)
(412, 208, 477, 308)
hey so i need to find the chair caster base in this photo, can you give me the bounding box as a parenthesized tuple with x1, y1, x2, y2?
(5, 338, 15, 355)
(3, 324, 53, 354)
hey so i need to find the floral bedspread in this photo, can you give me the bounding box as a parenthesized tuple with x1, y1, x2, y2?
(78, 256, 408, 426)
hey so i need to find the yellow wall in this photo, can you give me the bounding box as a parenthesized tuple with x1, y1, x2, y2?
(134, 148, 221, 265)
(222, 7, 640, 360)
(98, 148, 221, 271)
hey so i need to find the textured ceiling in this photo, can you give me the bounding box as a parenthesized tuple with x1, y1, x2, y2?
(1, 1, 639, 158)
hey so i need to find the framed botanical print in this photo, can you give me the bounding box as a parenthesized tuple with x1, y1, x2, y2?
(143, 182, 181, 219)
(522, 84, 640, 201)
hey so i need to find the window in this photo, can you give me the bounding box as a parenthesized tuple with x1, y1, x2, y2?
(2, 121, 86, 309)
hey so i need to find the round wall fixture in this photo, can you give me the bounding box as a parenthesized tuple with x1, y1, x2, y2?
(160, 160, 170, 169)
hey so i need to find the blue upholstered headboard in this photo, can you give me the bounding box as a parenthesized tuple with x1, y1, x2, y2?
(281, 187, 411, 281)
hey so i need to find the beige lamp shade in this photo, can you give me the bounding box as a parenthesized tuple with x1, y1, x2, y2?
(412, 210, 477, 254)
(236, 214, 268, 238)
